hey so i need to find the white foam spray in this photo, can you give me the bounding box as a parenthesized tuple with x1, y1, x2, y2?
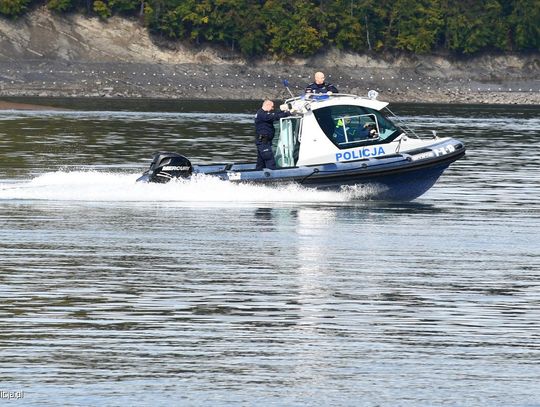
(0, 171, 379, 204)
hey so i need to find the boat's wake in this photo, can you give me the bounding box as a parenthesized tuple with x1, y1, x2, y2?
(0, 171, 384, 203)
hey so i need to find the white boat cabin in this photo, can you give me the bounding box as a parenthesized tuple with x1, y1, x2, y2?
(274, 93, 446, 167)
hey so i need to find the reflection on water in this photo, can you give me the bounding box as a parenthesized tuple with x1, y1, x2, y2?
(0, 101, 539, 406)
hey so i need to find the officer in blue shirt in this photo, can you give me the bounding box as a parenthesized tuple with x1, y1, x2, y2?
(305, 71, 338, 94)
(254, 99, 291, 170)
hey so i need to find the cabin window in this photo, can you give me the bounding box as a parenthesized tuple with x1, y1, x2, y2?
(313, 105, 402, 149)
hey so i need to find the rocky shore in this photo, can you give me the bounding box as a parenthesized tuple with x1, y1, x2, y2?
(1, 8, 539, 106)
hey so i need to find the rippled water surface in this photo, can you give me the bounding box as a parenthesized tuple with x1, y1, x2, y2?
(1, 99, 539, 406)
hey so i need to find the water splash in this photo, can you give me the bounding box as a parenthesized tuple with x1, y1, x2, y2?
(340, 183, 387, 200)
(0, 171, 372, 203)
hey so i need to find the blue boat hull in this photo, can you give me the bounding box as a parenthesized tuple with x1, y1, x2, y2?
(314, 158, 454, 200)
(137, 141, 465, 201)
(228, 152, 461, 201)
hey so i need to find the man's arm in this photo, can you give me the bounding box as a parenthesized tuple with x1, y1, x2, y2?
(256, 110, 290, 123)
(305, 83, 316, 93)
(328, 84, 338, 93)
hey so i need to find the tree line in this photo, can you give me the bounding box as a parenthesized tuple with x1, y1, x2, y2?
(1, 0, 539, 57)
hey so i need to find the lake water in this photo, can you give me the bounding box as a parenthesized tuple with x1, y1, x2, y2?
(0, 99, 539, 406)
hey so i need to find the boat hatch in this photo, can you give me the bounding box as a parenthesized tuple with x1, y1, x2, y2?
(313, 105, 403, 149)
(275, 116, 302, 168)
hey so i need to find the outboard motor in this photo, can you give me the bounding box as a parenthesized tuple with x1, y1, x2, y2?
(137, 152, 193, 183)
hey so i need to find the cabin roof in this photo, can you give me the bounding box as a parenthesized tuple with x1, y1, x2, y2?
(285, 93, 389, 112)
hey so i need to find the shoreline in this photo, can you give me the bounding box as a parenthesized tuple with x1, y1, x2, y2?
(1, 91, 540, 111)
(0, 100, 67, 110)
(1, 61, 540, 108)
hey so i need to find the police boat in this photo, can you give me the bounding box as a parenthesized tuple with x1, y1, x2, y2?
(136, 92, 465, 201)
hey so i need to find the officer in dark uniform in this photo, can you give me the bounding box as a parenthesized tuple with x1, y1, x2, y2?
(305, 71, 338, 94)
(254, 99, 291, 170)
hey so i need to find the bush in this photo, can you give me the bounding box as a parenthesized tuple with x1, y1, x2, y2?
(0, 0, 31, 17)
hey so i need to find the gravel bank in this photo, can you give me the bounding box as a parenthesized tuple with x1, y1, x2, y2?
(1, 60, 540, 106)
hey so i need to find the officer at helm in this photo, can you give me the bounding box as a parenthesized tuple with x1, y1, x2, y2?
(254, 99, 291, 170)
(305, 71, 338, 94)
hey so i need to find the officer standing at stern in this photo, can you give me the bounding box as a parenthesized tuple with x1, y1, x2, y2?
(254, 99, 290, 170)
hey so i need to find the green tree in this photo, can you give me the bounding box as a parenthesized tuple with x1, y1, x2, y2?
(47, 0, 77, 12)
(262, 1, 323, 57)
(93, 0, 111, 18)
(443, 0, 508, 53)
(392, 0, 443, 53)
(9, 0, 539, 56)
(509, 0, 540, 50)
(325, 0, 390, 52)
(366, 0, 397, 51)
(234, 3, 266, 56)
(109, 0, 139, 13)
(175, 0, 211, 43)
(0, 0, 31, 17)
(377, 0, 443, 53)
(146, 0, 203, 39)
(145, 0, 172, 32)
(311, 0, 338, 49)
(47, 0, 139, 15)
(205, 0, 242, 49)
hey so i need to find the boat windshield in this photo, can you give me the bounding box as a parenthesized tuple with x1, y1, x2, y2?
(274, 116, 301, 168)
(313, 105, 402, 149)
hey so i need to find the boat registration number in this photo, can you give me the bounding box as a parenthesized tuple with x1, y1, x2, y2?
(227, 172, 241, 180)
(411, 145, 455, 161)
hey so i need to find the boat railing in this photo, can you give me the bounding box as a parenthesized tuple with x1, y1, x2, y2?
(284, 93, 369, 104)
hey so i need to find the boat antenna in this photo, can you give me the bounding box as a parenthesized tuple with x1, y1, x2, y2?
(282, 79, 295, 98)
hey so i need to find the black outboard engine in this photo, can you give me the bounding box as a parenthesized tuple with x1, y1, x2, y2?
(137, 152, 193, 183)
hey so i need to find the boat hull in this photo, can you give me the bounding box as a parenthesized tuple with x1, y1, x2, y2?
(226, 149, 463, 200)
(137, 140, 465, 201)
(303, 156, 457, 200)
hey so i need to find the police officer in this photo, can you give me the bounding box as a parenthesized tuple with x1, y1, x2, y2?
(305, 71, 338, 94)
(254, 99, 290, 170)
